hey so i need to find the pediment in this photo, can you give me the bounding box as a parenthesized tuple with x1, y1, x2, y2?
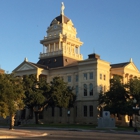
(16, 63, 37, 71)
(125, 63, 139, 72)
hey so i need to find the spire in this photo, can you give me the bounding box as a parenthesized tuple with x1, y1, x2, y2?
(130, 58, 133, 63)
(24, 57, 28, 62)
(61, 2, 65, 15)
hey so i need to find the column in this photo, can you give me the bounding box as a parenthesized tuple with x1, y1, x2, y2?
(70, 43, 72, 54)
(46, 46, 48, 53)
(49, 44, 50, 52)
(78, 46, 80, 54)
(54, 43, 55, 51)
(43, 45, 45, 53)
(122, 74, 125, 84)
(59, 41, 61, 50)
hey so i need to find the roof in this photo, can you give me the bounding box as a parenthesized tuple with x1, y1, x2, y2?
(50, 14, 70, 26)
(110, 62, 130, 68)
(29, 62, 49, 70)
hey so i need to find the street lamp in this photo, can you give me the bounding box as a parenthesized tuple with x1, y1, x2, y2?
(133, 98, 139, 132)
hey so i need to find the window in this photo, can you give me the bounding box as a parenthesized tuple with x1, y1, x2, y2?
(84, 84, 87, 96)
(76, 75, 78, 82)
(84, 105, 87, 117)
(59, 108, 62, 117)
(100, 74, 102, 80)
(52, 107, 54, 117)
(39, 111, 43, 119)
(89, 83, 93, 96)
(89, 72, 93, 79)
(75, 106, 77, 117)
(100, 85, 103, 93)
(83, 73, 87, 80)
(75, 85, 78, 98)
(103, 75, 106, 80)
(67, 110, 70, 116)
(89, 105, 93, 117)
(68, 76, 71, 82)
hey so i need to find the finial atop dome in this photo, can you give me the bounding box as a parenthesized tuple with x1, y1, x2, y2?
(61, 2, 65, 15)
(24, 57, 28, 62)
(130, 58, 133, 63)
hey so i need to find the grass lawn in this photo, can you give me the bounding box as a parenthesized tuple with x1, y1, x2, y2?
(21, 123, 136, 131)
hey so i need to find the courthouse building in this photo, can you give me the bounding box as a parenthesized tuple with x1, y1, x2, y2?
(13, 3, 140, 124)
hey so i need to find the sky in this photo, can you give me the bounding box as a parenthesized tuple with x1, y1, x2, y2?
(0, 0, 140, 73)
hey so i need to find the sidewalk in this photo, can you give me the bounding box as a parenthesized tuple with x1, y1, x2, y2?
(0, 128, 47, 139)
(0, 126, 140, 139)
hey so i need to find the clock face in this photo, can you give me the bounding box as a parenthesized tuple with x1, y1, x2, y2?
(53, 25, 57, 29)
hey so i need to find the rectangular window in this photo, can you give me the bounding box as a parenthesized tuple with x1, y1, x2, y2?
(84, 106, 87, 117)
(75, 85, 78, 98)
(100, 74, 102, 80)
(59, 108, 62, 117)
(89, 105, 93, 117)
(68, 76, 71, 82)
(83, 73, 87, 80)
(104, 75, 106, 80)
(75, 106, 77, 117)
(76, 75, 78, 82)
(39, 111, 43, 119)
(52, 107, 54, 117)
(89, 72, 93, 79)
(67, 110, 70, 117)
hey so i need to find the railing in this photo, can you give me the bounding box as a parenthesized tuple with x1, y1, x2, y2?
(39, 50, 83, 60)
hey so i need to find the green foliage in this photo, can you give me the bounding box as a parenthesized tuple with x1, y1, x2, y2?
(50, 77, 76, 108)
(23, 75, 76, 110)
(0, 74, 25, 118)
(23, 74, 50, 108)
(127, 78, 140, 103)
(99, 76, 140, 116)
(99, 75, 131, 115)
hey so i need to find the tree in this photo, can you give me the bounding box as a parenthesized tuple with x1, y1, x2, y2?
(23, 75, 76, 124)
(98, 75, 130, 115)
(50, 77, 76, 108)
(125, 77, 140, 115)
(0, 74, 25, 129)
(23, 74, 50, 124)
(127, 77, 140, 103)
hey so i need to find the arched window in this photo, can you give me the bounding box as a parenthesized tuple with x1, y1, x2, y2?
(89, 83, 93, 96)
(75, 85, 78, 98)
(84, 84, 87, 96)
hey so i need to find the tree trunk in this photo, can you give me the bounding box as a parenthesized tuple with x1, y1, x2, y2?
(9, 114, 15, 130)
(34, 111, 39, 124)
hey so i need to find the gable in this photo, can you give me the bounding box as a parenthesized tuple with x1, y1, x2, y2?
(13, 62, 37, 72)
(125, 63, 139, 72)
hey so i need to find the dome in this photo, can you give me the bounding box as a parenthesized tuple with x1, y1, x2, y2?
(50, 14, 70, 26)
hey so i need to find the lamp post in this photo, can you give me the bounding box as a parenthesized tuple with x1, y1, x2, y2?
(133, 99, 139, 132)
